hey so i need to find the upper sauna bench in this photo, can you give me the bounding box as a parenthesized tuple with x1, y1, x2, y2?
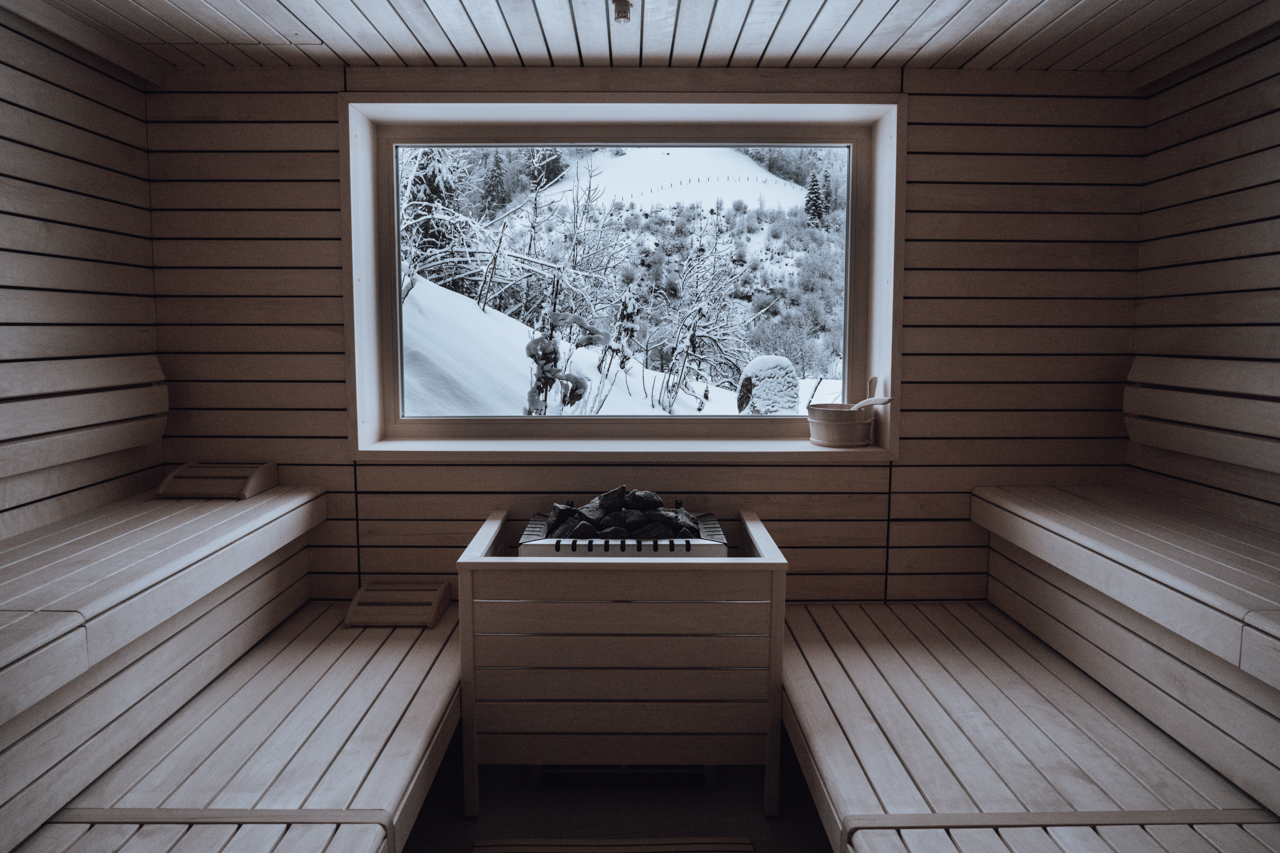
(0, 486, 327, 726)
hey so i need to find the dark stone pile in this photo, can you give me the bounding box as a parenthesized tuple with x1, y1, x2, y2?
(544, 485, 701, 541)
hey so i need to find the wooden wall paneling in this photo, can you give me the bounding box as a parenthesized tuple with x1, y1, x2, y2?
(1145, 145, 1280, 213)
(0, 139, 150, 208)
(0, 19, 145, 116)
(0, 102, 148, 178)
(1135, 36, 1280, 504)
(0, 62, 146, 148)
(0, 21, 163, 537)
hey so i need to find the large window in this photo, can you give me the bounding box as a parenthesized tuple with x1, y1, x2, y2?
(345, 100, 903, 451)
(396, 144, 850, 419)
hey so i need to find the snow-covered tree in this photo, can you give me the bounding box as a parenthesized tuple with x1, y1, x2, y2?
(804, 173, 825, 227)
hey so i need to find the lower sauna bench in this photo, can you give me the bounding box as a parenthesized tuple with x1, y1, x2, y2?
(783, 602, 1279, 853)
(15, 602, 461, 853)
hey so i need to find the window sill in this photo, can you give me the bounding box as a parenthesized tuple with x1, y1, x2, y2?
(353, 438, 895, 464)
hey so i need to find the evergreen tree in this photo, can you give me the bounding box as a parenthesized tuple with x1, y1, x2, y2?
(480, 150, 511, 215)
(804, 172, 825, 226)
(822, 169, 834, 215)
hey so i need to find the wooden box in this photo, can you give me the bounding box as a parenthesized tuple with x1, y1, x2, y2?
(457, 510, 787, 817)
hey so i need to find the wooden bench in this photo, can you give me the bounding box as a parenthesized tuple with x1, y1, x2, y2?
(13, 601, 460, 853)
(0, 486, 327, 724)
(0, 486, 328, 852)
(782, 602, 1277, 853)
(970, 354, 1280, 817)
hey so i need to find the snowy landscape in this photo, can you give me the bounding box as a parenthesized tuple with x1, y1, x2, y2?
(397, 145, 850, 417)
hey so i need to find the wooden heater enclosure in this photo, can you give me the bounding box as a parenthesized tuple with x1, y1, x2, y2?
(456, 510, 788, 816)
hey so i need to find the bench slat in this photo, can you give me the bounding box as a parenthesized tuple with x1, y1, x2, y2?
(1023, 487, 1280, 602)
(972, 493, 1246, 662)
(990, 545, 1280, 793)
(833, 606, 1023, 813)
(860, 605, 1071, 812)
(1066, 486, 1280, 567)
(891, 605, 1122, 812)
(966, 600, 1230, 810)
(997, 487, 1278, 615)
(73, 604, 342, 808)
(807, 605, 978, 814)
(938, 603, 1203, 811)
(321, 612, 459, 810)
(62, 604, 459, 853)
(781, 626, 880, 821)
(787, 605, 928, 814)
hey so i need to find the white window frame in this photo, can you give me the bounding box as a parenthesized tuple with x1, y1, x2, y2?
(342, 96, 904, 459)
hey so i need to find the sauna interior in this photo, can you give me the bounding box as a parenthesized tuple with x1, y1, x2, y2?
(2, 1, 1279, 851)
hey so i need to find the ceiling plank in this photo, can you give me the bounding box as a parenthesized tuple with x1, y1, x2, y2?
(906, 0, 1006, 68)
(183, 0, 298, 44)
(49, 0, 170, 43)
(0, 0, 170, 79)
(145, 0, 252, 43)
(304, 0, 409, 64)
(878, 0, 974, 67)
(849, 0, 941, 67)
(699, 0, 750, 66)
(817, 0, 897, 67)
(1109, 0, 1263, 72)
(569, 0, 609, 65)
(641, 0, 677, 66)
(89, 0, 204, 43)
(932, 0, 1048, 68)
(1013, 0, 1148, 71)
(244, 40, 299, 62)
(143, 40, 198, 64)
(667, 0, 712, 67)
(758, 0, 831, 67)
(607, 0, 640, 65)
(1132, 0, 1280, 90)
(423, 0, 494, 65)
(729, 0, 788, 67)
(1062, 0, 1192, 70)
(174, 40, 232, 64)
(204, 41, 261, 64)
(281, 0, 376, 65)
(965, 0, 1081, 70)
(532, 0, 581, 66)
(383, 0, 462, 64)
(460, 0, 523, 65)
(496, 0, 553, 65)
(785, 0, 854, 67)
(238, 0, 320, 43)
(351, 0, 436, 64)
(297, 40, 347, 63)
(260, 42, 313, 63)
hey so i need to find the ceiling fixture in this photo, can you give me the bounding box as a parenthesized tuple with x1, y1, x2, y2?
(612, 0, 631, 23)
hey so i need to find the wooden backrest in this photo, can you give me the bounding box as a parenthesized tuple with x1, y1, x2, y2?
(0, 355, 169, 540)
(1123, 356, 1280, 533)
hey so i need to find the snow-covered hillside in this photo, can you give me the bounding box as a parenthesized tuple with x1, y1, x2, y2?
(545, 147, 806, 210)
(402, 277, 842, 417)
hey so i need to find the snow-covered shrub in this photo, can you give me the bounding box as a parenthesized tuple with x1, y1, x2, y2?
(736, 356, 799, 414)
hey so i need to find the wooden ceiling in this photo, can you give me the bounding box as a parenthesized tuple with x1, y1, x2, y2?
(27, 0, 1273, 71)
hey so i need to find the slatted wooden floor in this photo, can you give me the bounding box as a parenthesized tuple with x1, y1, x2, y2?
(783, 602, 1277, 852)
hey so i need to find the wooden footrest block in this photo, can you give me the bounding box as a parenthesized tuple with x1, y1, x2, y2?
(345, 581, 451, 628)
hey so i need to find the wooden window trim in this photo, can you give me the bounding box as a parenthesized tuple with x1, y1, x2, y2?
(341, 96, 905, 461)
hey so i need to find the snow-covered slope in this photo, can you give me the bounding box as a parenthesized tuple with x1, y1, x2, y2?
(546, 147, 806, 210)
(402, 277, 533, 416)
(401, 276, 745, 417)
